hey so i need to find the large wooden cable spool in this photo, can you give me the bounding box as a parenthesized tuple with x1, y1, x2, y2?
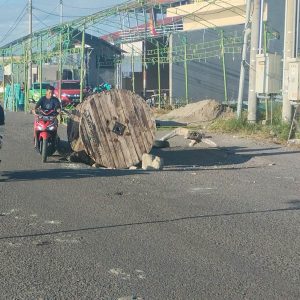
(67, 89, 156, 168)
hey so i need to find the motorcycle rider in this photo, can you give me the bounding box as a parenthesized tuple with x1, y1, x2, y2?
(33, 85, 61, 152)
(35, 85, 61, 113)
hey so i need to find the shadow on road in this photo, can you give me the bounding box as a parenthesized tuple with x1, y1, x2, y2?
(0, 205, 298, 241)
(225, 147, 300, 157)
(2, 144, 300, 181)
(287, 200, 300, 209)
(0, 168, 147, 182)
(151, 145, 300, 169)
(0, 147, 259, 182)
(151, 147, 249, 168)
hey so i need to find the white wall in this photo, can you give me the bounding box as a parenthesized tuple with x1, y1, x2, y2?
(170, 0, 286, 103)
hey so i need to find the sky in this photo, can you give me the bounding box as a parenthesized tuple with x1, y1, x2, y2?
(0, 0, 127, 47)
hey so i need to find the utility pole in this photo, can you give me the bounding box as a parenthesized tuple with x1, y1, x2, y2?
(169, 33, 173, 106)
(184, 35, 189, 104)
(258, 0, 265, 54)
(282, 0, 297, 123)
(28, 0, 32, 89)
(296, 0, 300, 56)
(79, 26, 85, 103)
(58, 0, 63, 99)
(60, 0, 63, 24)
(237, 0, 251, 118)
(143, 8, 147, 99)
(143, 39, 147, 98)
(248, 0, 260, 123)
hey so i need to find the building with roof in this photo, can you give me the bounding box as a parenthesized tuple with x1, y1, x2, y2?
(166, 0, 284, 104)
(102, 0, 285, 105)
(2, 29, 123, 88)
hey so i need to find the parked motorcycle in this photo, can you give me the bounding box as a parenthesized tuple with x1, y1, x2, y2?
(34, 109, 60, 162)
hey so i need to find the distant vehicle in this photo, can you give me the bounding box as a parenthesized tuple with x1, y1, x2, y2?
(53, 80, 85, 107)
(29, 82, 49, 103)
(93, 82, 112, 93)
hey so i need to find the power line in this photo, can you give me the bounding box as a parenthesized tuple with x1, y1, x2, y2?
(32, 3, 61, 31)
(32, 13, 52, 29)
(216, 0, 248, 18)
(2, 0, 257, 52)
(0, 4, 27, 45)
(63, 3, 113, 10)
(33, 6, 83, 18)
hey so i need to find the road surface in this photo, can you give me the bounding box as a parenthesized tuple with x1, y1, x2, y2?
(0, 111, 299, 299)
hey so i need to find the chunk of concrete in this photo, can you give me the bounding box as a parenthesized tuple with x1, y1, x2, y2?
(129, 166, 138, 170)
(142, 154, 164, 170)
(288, 139, 300, 145)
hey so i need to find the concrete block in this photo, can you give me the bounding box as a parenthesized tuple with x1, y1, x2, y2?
(142, 154, 164, 170)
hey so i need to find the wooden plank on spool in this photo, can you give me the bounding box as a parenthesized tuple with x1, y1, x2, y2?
(110, 91, 138, 167)
(90, 96, 118, 168)
(118, 91, 145, 159)
(131, 92, 156, 147)
(67, 89, 156, 169)
(101, 91, 132, 168)
(79, 96, 111, 167)
(67, 101, 88, 153)
(91, 94, 124, 168)
(120, 90, 153, 154)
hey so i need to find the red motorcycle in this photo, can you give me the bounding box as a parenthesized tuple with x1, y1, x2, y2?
(34, 109, 60, 162)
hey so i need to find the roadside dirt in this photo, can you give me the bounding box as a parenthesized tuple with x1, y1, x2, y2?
(156, 99, 234, 125)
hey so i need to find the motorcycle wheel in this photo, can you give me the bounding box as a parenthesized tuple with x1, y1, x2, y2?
(41, 138, 48, 163)
(34, 137, 40, 153)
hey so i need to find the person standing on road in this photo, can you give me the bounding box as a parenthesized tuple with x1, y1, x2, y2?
(19, 82, 25, 111)
(35, 85, 61, 113)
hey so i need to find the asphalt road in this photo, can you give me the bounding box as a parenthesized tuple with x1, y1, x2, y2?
(0, 111, 299, 299)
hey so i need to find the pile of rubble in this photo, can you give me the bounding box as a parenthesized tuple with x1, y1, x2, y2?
(158, 99, 233, 125)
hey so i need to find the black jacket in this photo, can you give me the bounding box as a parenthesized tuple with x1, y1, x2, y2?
(35, 96, 61, 111)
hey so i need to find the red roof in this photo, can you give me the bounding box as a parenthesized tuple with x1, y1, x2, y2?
(101, 16, 182, 42)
